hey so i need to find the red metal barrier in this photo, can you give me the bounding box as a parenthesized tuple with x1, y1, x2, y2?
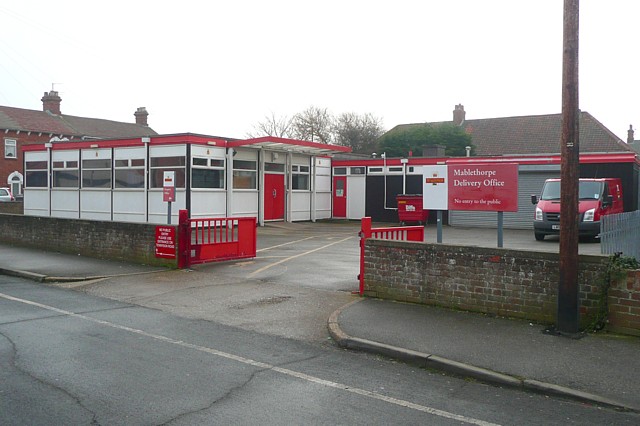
(358, 217, 424, 295)
(178, 210, 257, 268)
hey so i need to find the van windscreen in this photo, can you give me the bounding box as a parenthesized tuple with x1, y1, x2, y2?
(541, 181, 561, 200)
(541, 181, 603, 200)
(578, 181, 603, 200)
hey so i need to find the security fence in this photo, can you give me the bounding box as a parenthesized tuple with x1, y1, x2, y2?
(601, 210, 640, 262)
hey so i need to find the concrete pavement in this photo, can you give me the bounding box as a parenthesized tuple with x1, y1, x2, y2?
(0, 244, 164, 282)
(329, 297, 640, 412)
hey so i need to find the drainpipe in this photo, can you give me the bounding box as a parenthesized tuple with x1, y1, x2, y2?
(226, 147, 235, 220)
(258, 148, 265, 226)
(382, 153, 397, 211)
(310, 156, 317, 222)
(45, 142, 52, 217)
(286, 151, 292, 223)
(142, 137, 150, 223)
(401, 158, 408, 194)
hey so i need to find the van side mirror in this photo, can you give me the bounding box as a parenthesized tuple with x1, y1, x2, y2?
(531, 194, 539, 205)
(602, 194, 613, 207)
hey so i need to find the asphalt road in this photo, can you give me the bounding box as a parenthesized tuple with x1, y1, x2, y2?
(2, 275, 638, 425)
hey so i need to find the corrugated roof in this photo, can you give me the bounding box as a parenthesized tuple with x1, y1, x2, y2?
(0, 105, 157, 138)
(390, 111, 635, 156)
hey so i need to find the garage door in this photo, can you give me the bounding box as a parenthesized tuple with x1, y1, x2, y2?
(449, 166, 560, 229)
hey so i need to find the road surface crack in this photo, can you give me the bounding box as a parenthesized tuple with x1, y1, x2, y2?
(0, 330, 101, 424)
(158, 367, 267, 425)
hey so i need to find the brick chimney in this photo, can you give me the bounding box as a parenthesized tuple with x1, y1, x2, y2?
(453, 104, 465, 126)
(628, 125, 635, 144)
(41, 90, 62, 115)
(134, 107, 149, 126)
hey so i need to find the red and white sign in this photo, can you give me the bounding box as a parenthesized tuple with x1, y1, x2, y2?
(423, 163, 518, 212)
(163, 171, 175, 202)
(163, 187, 175, 202)
(155, 226, 176, 258)
(422, 165, 448, 210)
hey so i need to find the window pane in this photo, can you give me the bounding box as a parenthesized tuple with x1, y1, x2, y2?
(26, 161, 48, 170)
(233, 170, 257, 189)
(350, 167, 365, 174)
(82, 170, 112, 188)
(115, 169, 145, 188)
(192, 169, 224, 189)
(150, 156, 185, 167)
(114, 159, 129, 167)
(233, 160, 257, 171)
(334, 167, 347, 175)
(265, 162, 285, 172)
(67, 161, 78, 168)
(25, 171, 48, 187)
(211, 159, 224, 167)
(292, 174, 309, 190)
(53, 161, 64, 169)
(299, 165, 310, 173)
(53, 170, 79, 187)
(4, 140, 17, 158)
(83, 159, 111, 169)
(192, 157, 207, 166)
(131, 159, 145, 167)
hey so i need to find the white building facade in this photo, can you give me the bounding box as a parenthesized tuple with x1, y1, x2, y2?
(22, 134, 350, 226)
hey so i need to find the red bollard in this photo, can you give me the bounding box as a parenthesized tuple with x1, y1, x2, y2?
(177, 209, 190, 269)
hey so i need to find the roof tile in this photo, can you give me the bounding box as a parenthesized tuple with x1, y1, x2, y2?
(391, 112, 635, 156)
(0, 105, 157, 138)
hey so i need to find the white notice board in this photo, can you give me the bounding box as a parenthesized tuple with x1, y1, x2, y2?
(422, 165, 448, 210)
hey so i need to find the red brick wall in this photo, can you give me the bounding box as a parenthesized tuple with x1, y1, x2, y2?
(608, 270, 640, 336)
(0, 201, 23, 215)
(364, 239, 640, 335)
(1, 131, 61, 193)
(0, 213, 177, 268)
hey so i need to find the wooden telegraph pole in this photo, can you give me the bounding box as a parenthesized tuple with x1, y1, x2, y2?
(558, 0, 580, 334)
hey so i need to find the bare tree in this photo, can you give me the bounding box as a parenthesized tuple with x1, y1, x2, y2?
(333, 112, 384, 154)
(290, 106, 334, 144)
(248, 107, 385, 152)
(247, 112, 293, 138)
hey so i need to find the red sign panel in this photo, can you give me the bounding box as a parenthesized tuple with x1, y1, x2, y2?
(155, 226, 176, 258)
(447, 163, 518, 212)
(163, 187, 175, 202)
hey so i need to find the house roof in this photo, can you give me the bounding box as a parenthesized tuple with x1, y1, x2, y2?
(390, 111, 635, 157)
(0, 105, 157, 139)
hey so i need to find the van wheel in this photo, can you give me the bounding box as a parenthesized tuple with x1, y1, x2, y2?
(534, 232, 545, 241)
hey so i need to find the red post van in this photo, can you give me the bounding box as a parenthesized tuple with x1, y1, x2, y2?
(531, 178, 624, 241)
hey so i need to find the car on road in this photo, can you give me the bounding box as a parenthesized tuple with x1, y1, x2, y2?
(0, 187, 15, 202)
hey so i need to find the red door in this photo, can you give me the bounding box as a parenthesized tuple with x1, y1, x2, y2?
(264, 174, 285, 220)
(333, 176, 347, 218)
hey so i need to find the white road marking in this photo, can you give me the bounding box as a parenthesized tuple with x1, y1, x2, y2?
(0, 291, 499, 426)
(249, 236, 354, 277)
(256, 236, 316, 252)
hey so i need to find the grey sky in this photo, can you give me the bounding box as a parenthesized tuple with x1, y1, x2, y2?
(1, 1, 637, 142)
